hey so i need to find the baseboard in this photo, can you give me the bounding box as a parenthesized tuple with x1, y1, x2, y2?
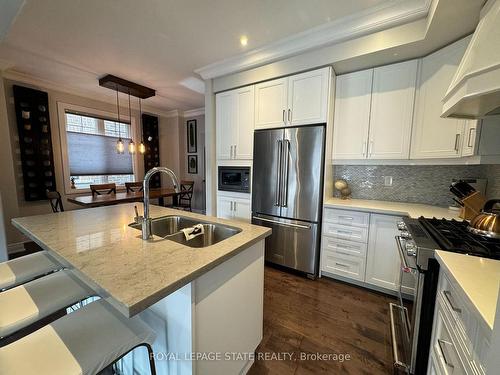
(7, 241, 26, 254)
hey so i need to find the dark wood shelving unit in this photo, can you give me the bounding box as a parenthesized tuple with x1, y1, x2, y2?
(142, 113, 161, 188)
(13, 85, 57, 201)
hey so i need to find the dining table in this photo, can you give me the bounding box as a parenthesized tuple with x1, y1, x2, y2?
(67, 188, 179, 208)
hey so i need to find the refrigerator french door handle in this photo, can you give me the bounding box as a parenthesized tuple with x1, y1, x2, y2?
(275, 140, 282, 206)
(281, 140, 290, 207)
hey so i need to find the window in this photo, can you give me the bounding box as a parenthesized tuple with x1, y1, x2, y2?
(61, 107, 136, 190)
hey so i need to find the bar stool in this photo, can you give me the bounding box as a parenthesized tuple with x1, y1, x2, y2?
(0, 299, 157, 375)
(0, 251, 61, 291)
(0, 270, 93, 345)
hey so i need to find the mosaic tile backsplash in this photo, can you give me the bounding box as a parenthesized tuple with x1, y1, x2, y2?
(333, 164, 500, 207)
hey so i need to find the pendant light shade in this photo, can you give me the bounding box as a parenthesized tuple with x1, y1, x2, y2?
(138, 97, 146, 154)
(127, 91, 136, 154)
(128, 140, 136, 154)
(115, 85, 124, 154)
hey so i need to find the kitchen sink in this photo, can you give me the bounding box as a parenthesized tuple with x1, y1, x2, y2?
(129, 215, 241, 248)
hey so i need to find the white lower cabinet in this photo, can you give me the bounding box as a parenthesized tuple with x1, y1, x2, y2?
(216, 192, 251, 222)
(428, 268, 491, 375)
(321, 208, 415, 296)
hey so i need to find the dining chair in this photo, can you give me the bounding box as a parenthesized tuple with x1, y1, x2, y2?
(125, 181, 144, 193)
(46, 190, 64, 213)
(174, 180, 194, 212)
(90, 183, 116, 197)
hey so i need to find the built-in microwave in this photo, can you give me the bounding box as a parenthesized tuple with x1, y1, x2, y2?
(218, 166, 250, 193)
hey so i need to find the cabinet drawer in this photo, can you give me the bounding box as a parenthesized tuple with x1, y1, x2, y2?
(322, 223, 368, 243)
(321, 250, 365, 281)
(321, 236, 367, 258)
(323, 208, 369, 227)
(438, 273, 476, 357)
(433, 303, 468, 375)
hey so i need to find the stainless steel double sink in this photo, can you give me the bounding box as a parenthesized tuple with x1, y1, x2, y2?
(129, 215, 241, 248)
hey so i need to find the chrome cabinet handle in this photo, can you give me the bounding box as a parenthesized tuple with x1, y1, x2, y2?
(437, 339, 455, 369)
(335, 262, 349, 268)
(230, 201, 233, 211)
(368, 140, 374, 156)
(468, 127, 475, 147)
(454, 134, 460, 152)
(335, 251, 353, 257)
(288, 109, 292, 123)
(230, 145, 234, 159)
(275, 140, 282, 206)
(443, 290, 462, 313)
(233, 144, 236, 158)
(234, 201, 237, 211)
(282, 109, 286, 124)
(362, 140, 367, 157)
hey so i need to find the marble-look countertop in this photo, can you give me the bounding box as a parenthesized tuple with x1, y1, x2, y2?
(12, 204, 271, 317)
(436, 251, 500, 331)
(324, 197, 462, 220)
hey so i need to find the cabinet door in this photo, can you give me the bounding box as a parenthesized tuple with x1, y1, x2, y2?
(461, 120, 479, 157)
(368, 60, 417, 159)
(216, 194, 234, 220)
(234, 86, 255, 159)
(254, 78, 288, 129)
(216, 91, 235, 160)
(332, 69, 372, 159)
(411, 38, 469, 159)
(287, 67, 330, 126)
(233, 198, 251, 222)
(365, 214, 402, 291)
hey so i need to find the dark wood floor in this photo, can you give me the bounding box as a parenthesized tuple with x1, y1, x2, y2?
(248, 266, 398, 375)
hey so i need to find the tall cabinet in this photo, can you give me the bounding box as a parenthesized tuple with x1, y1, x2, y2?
(410, 37, 472, 159)
(332, 60, 417, 160)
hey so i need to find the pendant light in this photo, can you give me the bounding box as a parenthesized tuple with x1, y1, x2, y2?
(138, 98, 146, 154)
(115, 85, 125, 154)
(127, 91, 136, 154)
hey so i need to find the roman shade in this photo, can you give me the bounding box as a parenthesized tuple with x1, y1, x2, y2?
(67, 132, 133, 176)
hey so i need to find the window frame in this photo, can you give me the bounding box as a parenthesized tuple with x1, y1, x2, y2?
(57, 102, 140, 195)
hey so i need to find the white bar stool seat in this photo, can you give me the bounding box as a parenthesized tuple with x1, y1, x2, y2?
(0, 251, 61, 291)
(0, 270, 92, 340)
(0, 299, 157, 375)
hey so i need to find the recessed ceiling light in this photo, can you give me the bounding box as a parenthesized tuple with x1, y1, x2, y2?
(240, 35, 248, 46)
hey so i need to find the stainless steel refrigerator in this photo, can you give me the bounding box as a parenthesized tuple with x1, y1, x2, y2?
(252, 124, 325, 277)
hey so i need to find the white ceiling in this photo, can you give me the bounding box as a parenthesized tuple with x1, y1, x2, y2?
(0, 0, 394, 111)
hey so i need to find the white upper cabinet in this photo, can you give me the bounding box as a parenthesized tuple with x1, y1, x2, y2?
(368, 60, 417, 159)
(234, 86, 255, 159)
(332, 69, 372, 159)
(254, 78, 288, 129)
(216, 91, 235, 160)
(287, 68, 330, 126)
(216, 86, 254, 160)
(255, 67, 331, 129)
(410, 38, 469, 159)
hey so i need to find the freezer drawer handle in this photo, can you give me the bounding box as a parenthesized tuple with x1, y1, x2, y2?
(252, 216, 311, 229)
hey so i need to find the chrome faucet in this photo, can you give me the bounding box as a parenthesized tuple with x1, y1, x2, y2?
(138, 167, 180, 240)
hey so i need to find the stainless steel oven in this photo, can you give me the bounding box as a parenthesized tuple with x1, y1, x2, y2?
(218, 166, 250, 193)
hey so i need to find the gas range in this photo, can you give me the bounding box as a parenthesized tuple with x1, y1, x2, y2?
(400, 216, 500, 270)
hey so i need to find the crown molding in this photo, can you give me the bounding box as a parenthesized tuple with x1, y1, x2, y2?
(2, 69, 179, 119)
(183, 107, 205, 117)
(195, 0, 433, 79)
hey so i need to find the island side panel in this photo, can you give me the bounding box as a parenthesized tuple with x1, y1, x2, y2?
(194, 240, 265, 375)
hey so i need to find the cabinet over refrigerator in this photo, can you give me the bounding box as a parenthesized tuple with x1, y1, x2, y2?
(252, 124, 325, 277)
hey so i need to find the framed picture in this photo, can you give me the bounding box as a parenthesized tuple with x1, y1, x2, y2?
(187, 119, 197, 153)
(188, 155, 198, 174)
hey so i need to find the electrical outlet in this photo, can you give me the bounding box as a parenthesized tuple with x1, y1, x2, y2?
(383, 176, 393, 187)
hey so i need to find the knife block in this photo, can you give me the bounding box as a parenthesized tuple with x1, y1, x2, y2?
(459, 192, 487, 220)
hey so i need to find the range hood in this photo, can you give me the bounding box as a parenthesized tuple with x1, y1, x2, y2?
(442, 0, 500, 119)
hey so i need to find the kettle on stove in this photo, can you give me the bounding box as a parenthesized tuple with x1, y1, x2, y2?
(467, 199, 500, 239)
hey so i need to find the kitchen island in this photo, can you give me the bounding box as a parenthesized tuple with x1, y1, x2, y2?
(12, 203, 271, 375)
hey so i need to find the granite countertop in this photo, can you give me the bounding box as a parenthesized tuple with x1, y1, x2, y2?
(324, 197, 462, 220)
(435, 250, 500, 331)
(12, 204, 271, 317)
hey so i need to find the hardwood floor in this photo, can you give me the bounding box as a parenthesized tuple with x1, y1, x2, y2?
(248, 266, 398, 375)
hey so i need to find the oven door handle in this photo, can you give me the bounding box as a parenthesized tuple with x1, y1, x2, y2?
(395, 236, 410, 271)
